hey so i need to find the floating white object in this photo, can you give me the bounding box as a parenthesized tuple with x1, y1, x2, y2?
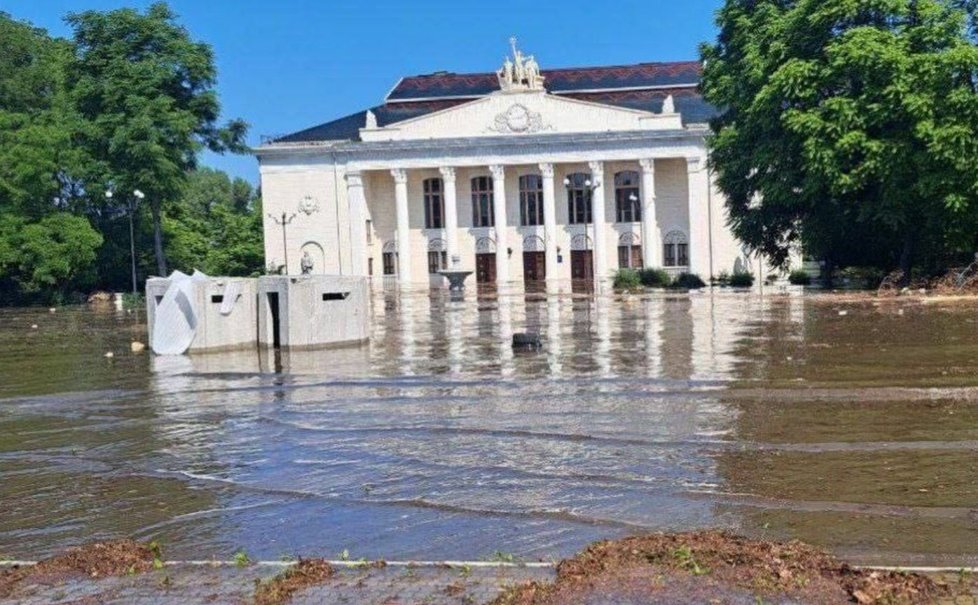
(104, 351, 114, 358)
(131, 341, 146, 353)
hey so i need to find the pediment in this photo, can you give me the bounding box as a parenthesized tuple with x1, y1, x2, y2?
(359, 91, 682, 142)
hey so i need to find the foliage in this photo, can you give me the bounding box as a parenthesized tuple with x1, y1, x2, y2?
(0, 212, 103, 304)
(66, 2, 247, 276)
(788, 270, 813, 286)
(638, 267, 672, 288)
(671, 273, 707, 290)
(613, 268, 642, 290)
(702, 0, 978, 280)
(728, 271, 755, 287)
(0, 7, 256, 305)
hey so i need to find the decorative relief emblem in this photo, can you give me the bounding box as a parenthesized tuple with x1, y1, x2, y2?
(488, 104, 551, 134)
(298, 195, 320, 216)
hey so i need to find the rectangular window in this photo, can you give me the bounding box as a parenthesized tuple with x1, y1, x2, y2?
(567, 189, 592, 225)
(423, 178, 444, 229)
(428, 250, 447, 274)
(618, 245, 643, 269)
(382, 252, 396, 275)
(664, 244, 676, 267)
(471, 176, 495, 227)
(365, 219, 372, 244)
(368, 257, 374, 276)
(614, 171, 642, 223)
(677, 243, 689, 267)
(519, 174, 544, 226)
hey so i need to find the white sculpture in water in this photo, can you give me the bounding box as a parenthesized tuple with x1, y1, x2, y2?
(497, 37, 545, 92)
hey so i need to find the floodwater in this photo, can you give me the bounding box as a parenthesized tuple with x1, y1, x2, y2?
(1, 289, 977, 566)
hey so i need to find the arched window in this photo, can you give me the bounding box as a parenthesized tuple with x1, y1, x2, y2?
(663, 230, 689, 267)
(382, 241, 398, 275)
(519, 174, 544, 226)
(423, 178, 444, 229)
(615, 171, 641, 223)
(471, 176, 494, 227)
(427, 238, 447, 274)
(617, 233, 642, 269)
(565, 172, 592, 225)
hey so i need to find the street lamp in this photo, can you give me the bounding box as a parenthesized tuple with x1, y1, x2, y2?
(267, 211, 297, 274)
(106, 188, 143, 295)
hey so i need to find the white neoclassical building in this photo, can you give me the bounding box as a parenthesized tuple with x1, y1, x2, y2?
(256, 41, 756, 291)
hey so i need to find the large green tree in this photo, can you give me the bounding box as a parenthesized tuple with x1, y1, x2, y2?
(66, 2, 247, 277)
(702, 0, 978, 279)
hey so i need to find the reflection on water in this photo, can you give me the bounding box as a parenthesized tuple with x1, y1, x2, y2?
(1, 290, 977, 565)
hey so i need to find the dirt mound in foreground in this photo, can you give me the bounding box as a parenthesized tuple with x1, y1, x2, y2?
(0, 539, 155, 598)
(254, 559, 334, 605)
(490, 531, 944, 605)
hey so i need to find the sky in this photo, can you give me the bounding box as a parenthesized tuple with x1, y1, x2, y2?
(5, 0, 725, 184)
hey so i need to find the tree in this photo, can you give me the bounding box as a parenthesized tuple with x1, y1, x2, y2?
(0, 212, 103, 304)
(66, 2, 247, 277)
(702, 0, 978, 280)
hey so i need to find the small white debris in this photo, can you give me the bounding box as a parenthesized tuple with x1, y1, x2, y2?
(48, 308, 56, 313)
(31, 324, 38, 329)
(838, 311, 848, 317)
(130, 341, 146, 353)
(104, 351, 114, 358)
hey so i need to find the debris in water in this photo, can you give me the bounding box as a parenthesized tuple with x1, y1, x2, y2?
(130, 341, 146, 353)
(838, 310, 848, 316)
(30, 324, 38, 330)
(104, 352, 114, 358)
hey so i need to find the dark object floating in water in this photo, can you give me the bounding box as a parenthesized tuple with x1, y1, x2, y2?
(512, 333, 542, 350)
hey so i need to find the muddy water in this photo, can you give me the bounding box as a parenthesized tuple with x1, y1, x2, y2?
(1, 290, 976, 565)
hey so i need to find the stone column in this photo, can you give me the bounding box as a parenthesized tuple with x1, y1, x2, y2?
(345, 170, 368, 276)
(639, 159, 659, 268)
(686, 157, 710, 278)
(439, 167, 459, 268)
(589, 161, 606, 290)
(391, 168, 412, 284)
(490, 165, 509, 283)
(539, 163, 558, 284)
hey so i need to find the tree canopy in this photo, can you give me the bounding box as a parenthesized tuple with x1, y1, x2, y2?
(702, 0, 978, 278)
(0, 6, 261, 306)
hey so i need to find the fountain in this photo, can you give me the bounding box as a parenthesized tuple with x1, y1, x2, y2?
(438, 255, 473, 292)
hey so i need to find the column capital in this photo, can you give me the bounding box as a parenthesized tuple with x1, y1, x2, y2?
(538, 163, 554, 178)
(587, 160, 604, 178)
(489, 164, 506, 180)
(391, 168, 408, 184)
(345, 170, 364, 188)
(686, 156, 706, 173)
(639, 158, 656, 174)
(439, 166, 456, 182)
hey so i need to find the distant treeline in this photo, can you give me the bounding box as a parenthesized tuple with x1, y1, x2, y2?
(0, 3, 261, 306)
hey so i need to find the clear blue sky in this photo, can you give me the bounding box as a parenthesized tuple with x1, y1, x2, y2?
(5, 0, 724, 184)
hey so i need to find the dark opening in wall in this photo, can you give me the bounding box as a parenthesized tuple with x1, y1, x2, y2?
(322, 292, 350, 301)
(211, 295, 224, 304)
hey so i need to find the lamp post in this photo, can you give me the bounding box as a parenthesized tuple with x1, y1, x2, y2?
(268, 211, 297, 274)
(106, 189, 144, 295)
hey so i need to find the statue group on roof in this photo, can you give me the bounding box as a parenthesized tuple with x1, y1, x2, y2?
(498, 37, 545, 92)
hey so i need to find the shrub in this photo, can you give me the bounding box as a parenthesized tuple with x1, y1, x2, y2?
(613, 268, 642, 290)
(638, 267, 672, 288)
(671, 273, 707, 290)
(728, 271, 755, 287)
(788, 270, 812, 286)
(714, 270, 731, 286)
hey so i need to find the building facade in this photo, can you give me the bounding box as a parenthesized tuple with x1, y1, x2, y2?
(256, 42, 756, 291)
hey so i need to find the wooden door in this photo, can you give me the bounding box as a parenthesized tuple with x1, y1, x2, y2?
(522, 251, 546, 282)
(475, 253, 496, 284)
(571, 250, 593, 281)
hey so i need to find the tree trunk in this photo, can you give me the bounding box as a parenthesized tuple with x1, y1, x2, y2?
(821, 256, 835, 288)
(151, 201, 167, 277)
(898, 229, 916, 287)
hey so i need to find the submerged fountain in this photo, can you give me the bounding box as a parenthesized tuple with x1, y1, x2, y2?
(439, 255, 473, 292)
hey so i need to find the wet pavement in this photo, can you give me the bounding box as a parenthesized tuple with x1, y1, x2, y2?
(1, 288, 977, 568)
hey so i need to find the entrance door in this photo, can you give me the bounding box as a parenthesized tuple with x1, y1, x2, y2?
(523, 251, 546, 282)
(570, 250, 594, 293)
(475, 253, 497, 284)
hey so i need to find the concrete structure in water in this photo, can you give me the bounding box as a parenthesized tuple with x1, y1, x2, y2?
(146, 275, 369, 354)
(146, 276, 258, 353)
(257, 275, 370, 350)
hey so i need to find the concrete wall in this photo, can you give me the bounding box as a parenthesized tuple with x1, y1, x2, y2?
(146, 277, 258, 353)
(257, 275, 369, 349)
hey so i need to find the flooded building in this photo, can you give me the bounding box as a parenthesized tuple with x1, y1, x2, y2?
(256, 41, 760, 291)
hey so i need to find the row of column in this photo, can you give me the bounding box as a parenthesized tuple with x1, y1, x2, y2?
(346, 158, 708, 287)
